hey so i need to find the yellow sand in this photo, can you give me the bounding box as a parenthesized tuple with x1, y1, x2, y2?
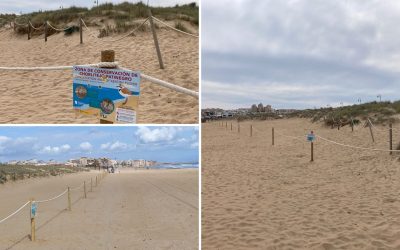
(0, 168, 198, 249)
(0, 25, 198, 124)
(202, 118, 400, 249)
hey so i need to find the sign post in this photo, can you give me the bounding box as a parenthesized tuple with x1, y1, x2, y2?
(73, 53, 140, 124)
(307, 131, 316, 162)
(30, 200, 37, 241)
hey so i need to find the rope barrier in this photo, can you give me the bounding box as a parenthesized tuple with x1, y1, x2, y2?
(0, 62, 198, 98)
(152, 16, 199, 38)
(46, 21, 72, 32)
(29, 21, 44, 31)
(316, 134, 400, 152)
(70, 182, 85, 191)
(81, 18, 150, 43)
(0, 201, 30, 224)
(0, 62, 119, 71)
(141, 73, 198, 98)
(36, 189, 68, 203)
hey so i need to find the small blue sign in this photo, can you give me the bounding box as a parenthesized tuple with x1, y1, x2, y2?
(307, 133, 315, 142)
(31, 202, 37, 218)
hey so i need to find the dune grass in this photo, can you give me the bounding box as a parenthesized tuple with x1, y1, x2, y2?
(0, 164, 89, 184)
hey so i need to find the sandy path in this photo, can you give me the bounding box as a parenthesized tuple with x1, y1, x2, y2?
(0, 25, 198, 124)
(202, 119, 400, 249)
(0, 169, 198, 250)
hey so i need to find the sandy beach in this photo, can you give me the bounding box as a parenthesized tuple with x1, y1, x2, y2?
(202, 118, 400, 249)
(0, 168, 198, 250)
(0, 23, 198, 124)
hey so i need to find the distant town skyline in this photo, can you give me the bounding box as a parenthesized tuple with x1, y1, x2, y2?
(0, 0, 198, 14)
(202, 0, 400, 109)
(0, 126, 198, 162)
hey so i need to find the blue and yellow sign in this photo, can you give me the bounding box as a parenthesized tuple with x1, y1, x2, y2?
(73, 66, 140, 123)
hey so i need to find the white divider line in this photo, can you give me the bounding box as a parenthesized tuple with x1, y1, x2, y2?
(0, 201, 30, 224)
(36, 189, 68, 203)
(316, 135, 400, 152)
(152, 16, 199, 38)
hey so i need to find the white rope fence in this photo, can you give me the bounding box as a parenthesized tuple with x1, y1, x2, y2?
(29, 21, 44, 31)
(36, 189, 68, 203)
(316, 134, 400, 152)
(47, 21, 72, 32)
(0, 172, 107, 228)
(0, 201, 30, 224)
(152, 16, 199, 38)
(0, 62, 198, 98)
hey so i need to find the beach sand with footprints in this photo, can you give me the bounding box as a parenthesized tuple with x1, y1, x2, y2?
(202, 118, 400, 249)
(0, 168, 198, 250)
(0, 21, 198, 124)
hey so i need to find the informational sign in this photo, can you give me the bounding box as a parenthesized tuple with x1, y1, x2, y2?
(31, 202, 37, 218)
(73, 66, 140, 123)
(307, 132, 315, 142)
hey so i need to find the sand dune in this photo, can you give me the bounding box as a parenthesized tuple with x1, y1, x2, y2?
(0, 168, 198, 250)
(202, 118, 400, 249)
(0, 25, 198, 124)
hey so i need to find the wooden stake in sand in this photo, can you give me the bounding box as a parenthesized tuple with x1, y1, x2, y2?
(238, 123, 240, 133)
(91, 178, 93, 192)
(148, 9, 164, 69)
(350, 117, 354, 132)
(84, 181, 87, 199)
(96, 176, 98, 187)
(231, 122, 232, 131)
(79, 18, 83, 44)
(28, 21, 31, 40)
(100, 50, 116, 124)
(44, 21, 48, 42)
(272, 127, 275, 146)
(390, 123, 393, 155)
(311, 141, 314, 162)
(367, 119, 375, 143)
(30, 199, 36, 241)
(250, 125, 253, 137)
(67, 187, 71, 211)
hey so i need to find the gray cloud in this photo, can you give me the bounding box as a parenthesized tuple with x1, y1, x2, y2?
(202, 0, 400, 109)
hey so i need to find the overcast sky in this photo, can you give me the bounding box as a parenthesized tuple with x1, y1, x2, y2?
(0, 0, 198, 14)
(202, 0, 400, 110)
(0, 126, 198, 162)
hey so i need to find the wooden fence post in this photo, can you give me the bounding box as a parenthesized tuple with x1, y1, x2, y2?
(272, 127, 275, 146)
(44, 21, 48, 42)
(96, 176, 98, 186)
(79, 18, 83, 44)
(28, 21, 31, 40)
(84, 181, 87, 198)
(311, 142, 314, 162)
(99, 50, 116, 124)
(238, 123, 240, 133)
(231, 122, 232, 131)
(147, 9, 164, 69)
(30, 199, 36, 241)
(67, 187, 71, 211)
(390, 123, 393, 155)
(367, 119, 375, 143)
(250, 125, 253, 137)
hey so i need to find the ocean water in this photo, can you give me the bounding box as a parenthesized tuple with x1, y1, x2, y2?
(152, 163, 199, 169)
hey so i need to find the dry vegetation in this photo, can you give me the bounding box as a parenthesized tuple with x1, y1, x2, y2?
(0, 2, 198, 38)
(0, 165, 89, 184)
